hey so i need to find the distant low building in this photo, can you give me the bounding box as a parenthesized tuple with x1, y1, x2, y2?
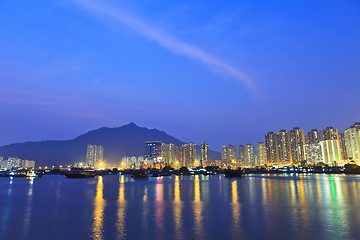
(0, 157, 35, 170)
(22, 159, 35, 169)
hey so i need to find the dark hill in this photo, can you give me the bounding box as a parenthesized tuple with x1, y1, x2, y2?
(0, 123, 221, 166)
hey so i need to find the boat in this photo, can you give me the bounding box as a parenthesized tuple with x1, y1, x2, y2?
(131, 170, 149, 179)
(224, 169, 244, 178)
(202, 171, 217, 176)
(160, 171, 172, 177)
(0, 169, 43, 178)
(26, 170, 43, 178)
(9, 171, 27, 178)
(65, 169, 96, 178)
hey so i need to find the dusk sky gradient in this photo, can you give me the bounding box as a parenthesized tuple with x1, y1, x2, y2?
(1, 0, 360, 151)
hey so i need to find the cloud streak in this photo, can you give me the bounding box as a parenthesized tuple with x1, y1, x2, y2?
(72, 0, 257, 93)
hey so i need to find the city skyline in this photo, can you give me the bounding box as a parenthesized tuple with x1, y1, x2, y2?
(103, 121, 360, 169)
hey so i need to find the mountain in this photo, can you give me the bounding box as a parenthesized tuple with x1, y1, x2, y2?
(0, 123, 221, 166)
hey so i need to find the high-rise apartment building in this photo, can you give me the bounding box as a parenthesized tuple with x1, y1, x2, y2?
(145, 141, 162, 163)
(320, 127, 342, 164)
(265, 132, 279, 165)
(168, 143, 175, 165)
(304, 129, 324, 165)
(86, 144, 104, 169)
(183, 143, 197, 167)
(306, 129, 323, 144)
(238, 145, 245, 166)
(175, 146, 184, 166)
(321, 140, 342, 164)
(338, 132, 348, 160)
(161, 143, 175, 165)
(289, 127, 306, 164)
(323, 126, 339, 141)
(344, 123, 360, 161)
(256, 142, 267, 166)
(244, 144, 255, 167)
(277, 130, 292, 164)
(200, 142, 208, 167)
(304, 143, 323, 165)
(222, 145, 237, 164)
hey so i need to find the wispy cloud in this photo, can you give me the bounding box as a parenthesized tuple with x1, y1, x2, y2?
(71, 0, 257, 93)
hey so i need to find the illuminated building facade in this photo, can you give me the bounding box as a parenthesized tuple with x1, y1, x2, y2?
(289, 127, 306, 164)
(306, 129, 323, 144)
(321, 140, 342, 164)
(256, 142, 267, 166)
(344, 123, 360, 161)
(86, 144, 104, 169)
(304, 129, 324, 165)
(168, 144, 176, 165)
(175, 146, 183, 166)
(0, 157, 35, 170)
(265, 132, 279, 165)
(244, 144, 255, 167)
(161, 143, 175, 165)
(144, 141, 162, 163)
(183, 143, 197, 167)
(22, 160, 35, 169)
(320, 126, 342, 164)
(200, 142, 208, 167)
(238, 145, 245, 166)
(304, 143, 323, 165)
(277, 130, 292, 165)
(338, 133, 348, 160)
(222, 145, 237, 164)
(121, 156, 131, 168)
(322, 126, 339, 141)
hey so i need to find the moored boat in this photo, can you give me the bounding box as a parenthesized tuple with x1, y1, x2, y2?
(0, 170, 42, 178)
(26, 170, 43, 178)
(65, 169, 96, 178)
(224, 169, 244, 178)
(131, 170, 149, 179)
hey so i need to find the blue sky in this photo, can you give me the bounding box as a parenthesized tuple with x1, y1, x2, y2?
(1, 0, 359, 151)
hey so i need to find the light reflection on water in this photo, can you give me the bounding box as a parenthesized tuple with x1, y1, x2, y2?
(117, 175, 126, 240)
(155, 177, 165, 235)
(91, 176, 105, 240)
(173, 175, 183, 240)
(22, 177, 34, 239)
(0, 174, 360, 239)
(193, 175, 204, 239)
(0, 177, 13, 239)
(231, 180, 241, 235)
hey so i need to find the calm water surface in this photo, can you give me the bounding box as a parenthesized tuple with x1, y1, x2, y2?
(0, 174, 360, 240)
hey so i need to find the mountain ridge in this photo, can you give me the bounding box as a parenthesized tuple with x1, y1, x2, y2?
(0, 123, 221, 166)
